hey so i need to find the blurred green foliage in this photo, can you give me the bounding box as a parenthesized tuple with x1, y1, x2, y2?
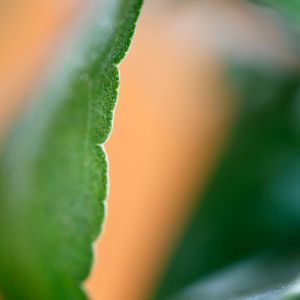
(254, 0, 300, 26)
(155, 67, 300, 300)
(155, 2, 300, 299)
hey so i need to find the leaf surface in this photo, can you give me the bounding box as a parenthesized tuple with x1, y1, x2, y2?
(0, 0, 142, 299)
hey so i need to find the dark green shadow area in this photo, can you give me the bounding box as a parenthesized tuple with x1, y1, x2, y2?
(155, 66, 300, 299)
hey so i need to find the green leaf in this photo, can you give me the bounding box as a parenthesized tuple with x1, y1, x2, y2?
(0, 0, 142, 299)
(252, 0, 300, 26)
(170, 251, 300, 300)
(154, 66, 300, 300)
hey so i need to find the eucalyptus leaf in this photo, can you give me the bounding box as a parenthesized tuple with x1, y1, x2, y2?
(0, 0, 142, 299)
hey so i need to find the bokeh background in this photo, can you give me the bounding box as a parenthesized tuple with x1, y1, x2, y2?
(0, 1, 298, 299)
